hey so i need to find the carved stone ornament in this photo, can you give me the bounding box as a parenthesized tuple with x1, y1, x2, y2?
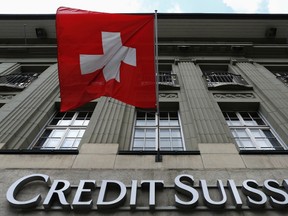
(213, 93, 255, 99)
(0, 94, 15, 100)
(159, 93, 178, 99)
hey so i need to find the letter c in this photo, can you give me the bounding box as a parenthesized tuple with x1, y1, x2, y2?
(6, 174, 50, 208)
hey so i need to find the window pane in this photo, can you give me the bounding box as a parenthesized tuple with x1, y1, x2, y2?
(67, 129, 80, 138)
(34, 138, 46, 149)
(73, 139, 81, 148)
(134, 139, 144, 149)
(250, 112, 266, 125)
(160, 119, 169, 126)
(58, 120, 71, 126)
(232, 129, 248, 138)
(160, 112, 168, 119)
(135, 129, 145, 138)
(160, 112, 169, 126)
(83, 120, 90, 126)
(77, 112, 87, 120)
(160, 129, 170, 137)
(73, 112, 90, 126)
(55, 112, 65, 118)
(137, 111, 145, 118)
(256, 140, 273, 149)
(43, 138, 61, 149)
(136, 120, 146, 126)
(146, 129, 155, 138)
(160, 139, 170, 149)
(170, 112, 178, 119)
(50, 119, 61, 125)
(169, 112, 179, 126)
(268, 138, 283, 150)
(240, 112, 257, 126)
(262, 129, 274, 138)
(172, 139, 183, 148)
(262, 130, 283, 149)
(42, 129, 53, 138)
(78, 130, 85, 137)
(250, 129, 263, 138)
(87, 112, 92, 119)
(171, 129, 181, 137)
(170, 120, 179, 126)
(61, 138, 75, 148)
(65, 112, 74, 119)
(145, 139, 155, 149)
(146, 113, 155, 126)
(73, 120, 85, 126)
(51, 129, 66, 138)
(225, 112, 241, 126)
(238, 139, 254, 148)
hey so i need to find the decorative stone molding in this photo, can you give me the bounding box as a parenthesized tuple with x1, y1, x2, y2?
(159, 93, 178, 99)
(213, 93, 255, 99)
(231, 58, 253, 65)
(0, 94, 15, 100)
(174, 58, 196, 65)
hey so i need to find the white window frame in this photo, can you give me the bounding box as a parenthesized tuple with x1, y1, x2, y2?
(131, 111, 185, 151)
(32, 111, 92, 150)
(224, 111, 285, 151)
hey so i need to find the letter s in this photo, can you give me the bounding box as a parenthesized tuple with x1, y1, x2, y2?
(174, 174, 199, 208)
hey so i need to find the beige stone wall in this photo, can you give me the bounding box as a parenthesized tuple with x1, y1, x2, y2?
(1, 143, 288, 170)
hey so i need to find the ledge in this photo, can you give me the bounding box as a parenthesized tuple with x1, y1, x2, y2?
(0, 149, 79, 154)
(118, 150, 200, 155)
(239, 150, 288, 154)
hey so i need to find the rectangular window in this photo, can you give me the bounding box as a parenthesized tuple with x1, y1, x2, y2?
(132, 111, 185, 151)
(32, 111, 92, 150)
(223, 112, 285, 151)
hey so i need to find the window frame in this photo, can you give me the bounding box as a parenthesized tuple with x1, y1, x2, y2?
(131, 111, 186, 152)
(224, 111, 286, 151)
(31, 111, 92, 150)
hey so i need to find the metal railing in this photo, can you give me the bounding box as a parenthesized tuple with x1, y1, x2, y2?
(204, 72, 249, 88)
(275, 73, 288, 87)
(158, 72, 178, 87)
(0, 73, 39, 90)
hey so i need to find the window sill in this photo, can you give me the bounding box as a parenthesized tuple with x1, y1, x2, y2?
(0, 149, 79, 154)
(118, 150, 200, 155)
(239, 150, 288, 154)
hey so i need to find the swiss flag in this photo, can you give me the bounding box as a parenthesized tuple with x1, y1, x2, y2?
(56, 7, 156, 112)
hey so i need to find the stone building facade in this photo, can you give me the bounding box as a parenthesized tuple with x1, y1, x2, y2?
(0, 13, 288, 215)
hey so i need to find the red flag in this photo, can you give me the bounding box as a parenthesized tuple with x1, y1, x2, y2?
(56, 7, 156, 112)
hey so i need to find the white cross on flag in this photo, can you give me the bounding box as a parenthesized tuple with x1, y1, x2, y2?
(56, 7, 156, 112)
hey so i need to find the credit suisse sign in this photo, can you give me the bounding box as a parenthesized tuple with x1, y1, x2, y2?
(6, 174, 288, 211)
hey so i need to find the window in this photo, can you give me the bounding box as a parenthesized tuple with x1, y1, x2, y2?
(32, 111, 92, 150)
(223, 112, 285, 151)
(132, 111, 185, 151)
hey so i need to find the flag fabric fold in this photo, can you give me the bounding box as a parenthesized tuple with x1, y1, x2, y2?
(56, 7, 156, 112)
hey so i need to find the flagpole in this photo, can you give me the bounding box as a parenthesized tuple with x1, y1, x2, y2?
(154, 10, 162, 162)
